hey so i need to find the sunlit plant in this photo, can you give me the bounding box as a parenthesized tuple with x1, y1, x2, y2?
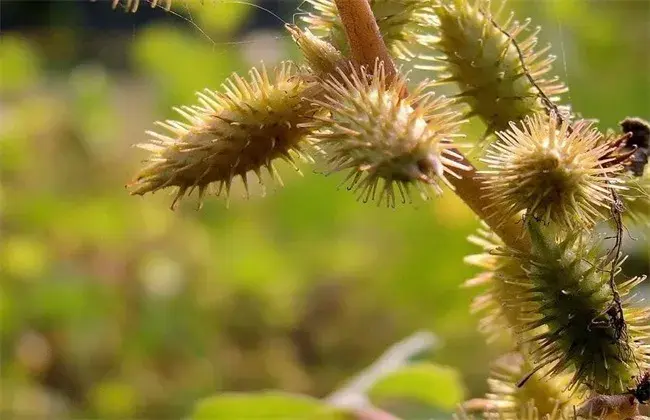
(113, 0, 650, 419)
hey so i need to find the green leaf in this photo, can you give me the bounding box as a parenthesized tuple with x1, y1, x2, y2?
(368, 363, 464, 410)
(0, 35, 42, 94)
(192, 392, 351, 420)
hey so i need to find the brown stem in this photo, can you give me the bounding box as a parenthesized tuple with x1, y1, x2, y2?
(333, 0, 397, 83)
(333, 0, 529, 251)
(446, 151, 530, 251)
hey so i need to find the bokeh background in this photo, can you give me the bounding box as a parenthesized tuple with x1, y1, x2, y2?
(1, 0, 648, 418)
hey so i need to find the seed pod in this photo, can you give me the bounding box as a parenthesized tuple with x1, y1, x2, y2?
(457, 399, 571, 420)
(463, 352, 581, 419)
(128, 62, 321, 209)
(309, 61, 468, 207)
(463, 225, 532, 342)
(502, 222, 650, 394)
(421, 0, 567, 136)
(481, 112, 626, 230)
(301, 0, 433, 60)
(286, 24, 347, 76)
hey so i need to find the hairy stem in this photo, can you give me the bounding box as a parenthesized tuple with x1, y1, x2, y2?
(333, 0, 529, 251)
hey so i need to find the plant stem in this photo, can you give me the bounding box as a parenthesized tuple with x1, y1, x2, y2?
(446, 159, 530, 251)
(327, 331, 436, 420)
(333, 0, 530, 251)
(333, 0, 398, 83)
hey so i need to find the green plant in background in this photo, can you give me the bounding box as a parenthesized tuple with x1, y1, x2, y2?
(0, 8, 479, 418)
(1, 0, 649, 419)
(123, 0, 650, 418)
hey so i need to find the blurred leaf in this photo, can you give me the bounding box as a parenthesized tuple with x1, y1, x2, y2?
(89, 380, 138, 419)
(0, 35, 41, 94)
(131, 24, 243, 108)
(0, 96, 62, 176)
(182, 0, 252, 35)
(1, 236, 49, 279)
(54, 197, 133, 247)
(0, 285, 13, 335)
(29, 275, 110, 324)
(68, 64, 116, 155)
(192, 392, 351, 420)
(368, 363, 465, 410)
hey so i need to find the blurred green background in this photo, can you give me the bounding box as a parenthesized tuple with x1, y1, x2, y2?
(1, 0, 648, 419)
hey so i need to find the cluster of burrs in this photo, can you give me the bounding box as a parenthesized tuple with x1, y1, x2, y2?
(118, 0, 649, 419)
(123, 0, 477, 209)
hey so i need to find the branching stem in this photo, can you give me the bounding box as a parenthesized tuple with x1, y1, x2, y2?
(333, 0, 530, 251)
